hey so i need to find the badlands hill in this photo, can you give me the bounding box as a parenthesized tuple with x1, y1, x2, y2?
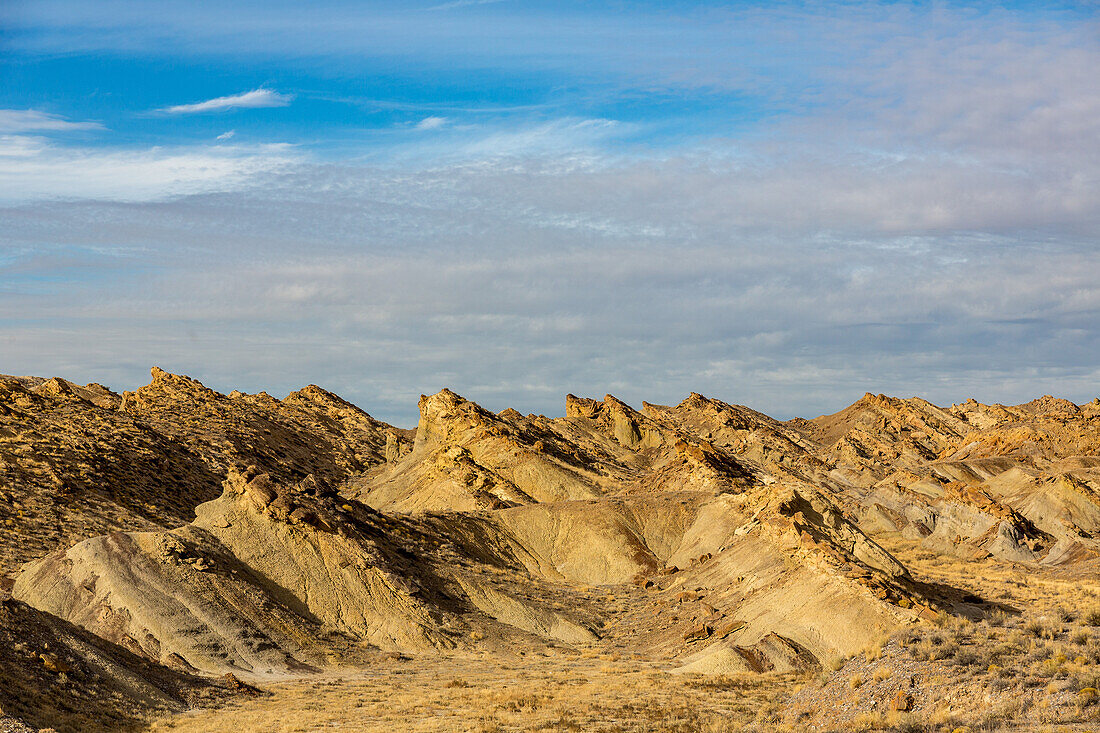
(0, 369, 400, 576)
(2, 369, 1099, 731)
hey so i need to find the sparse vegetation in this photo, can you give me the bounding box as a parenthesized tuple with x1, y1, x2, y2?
(147, 657, 808, 733)
(785, 534, 1100, 731)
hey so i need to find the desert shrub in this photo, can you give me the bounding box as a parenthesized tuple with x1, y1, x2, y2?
(991, 641, 1022, 661)
(912, 637, 957, 661)
(1078, 687, 1099, 708)
(953, 648, 981, 667)
(849, 712, 885, 731)
(936, 641, 960, 661)
(977, 648, 1001, 668)
(1085, 609, 1100, 627)
(1047, 679, 1072, 693)
(849, 673, 864, 689)
(889, 713, 928, 732)
(500, 694, 543, 712)
(1025, 643, 1051, 665)
(685, 676, 753, 692)
(894, 629, 921, 646)
(975, 699, 1024, 730)
(1073, 670, 1100, 690)
(1040, 651, 1070, 679)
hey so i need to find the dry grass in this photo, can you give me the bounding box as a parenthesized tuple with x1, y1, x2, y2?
(785, 535, 1100, 731)
(149, 656, 805, 733)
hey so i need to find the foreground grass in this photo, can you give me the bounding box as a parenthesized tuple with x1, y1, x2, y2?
(149, 654, 804, 733)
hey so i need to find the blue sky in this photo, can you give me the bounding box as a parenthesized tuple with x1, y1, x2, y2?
(2, 1, 1099, 425)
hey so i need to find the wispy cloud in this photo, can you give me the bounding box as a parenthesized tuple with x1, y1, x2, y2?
(161, 88, 293, 115)
(0, 109, 104, 133)
(414, 116, 448, 130)
(454, 118, 625, 157)
(0, 135, 48, 157)
(425, 0, 506, 11)
(5, 161, 1098, 424)
(0, 143, 299, 201)
(217, 130, 236, 140)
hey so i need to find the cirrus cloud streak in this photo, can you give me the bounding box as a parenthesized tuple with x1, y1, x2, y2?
(160, 88, 293, 115)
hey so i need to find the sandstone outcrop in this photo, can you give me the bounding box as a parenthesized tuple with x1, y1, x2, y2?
(810, 393, 1100, 564)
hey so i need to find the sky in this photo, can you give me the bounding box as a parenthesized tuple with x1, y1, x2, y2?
(1, 0, 1098, 426)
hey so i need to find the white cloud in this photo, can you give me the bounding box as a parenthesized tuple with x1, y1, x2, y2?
(449, 118, 624, 157)
(217, 130, 236, 140)
(0, 135, 48, 157)
(414, 116, 448, 130)
(161, 88, 293, 115)
(0, 143, 299, 201)
(425, 0, 506, 11)
(0, 109, 104, 133)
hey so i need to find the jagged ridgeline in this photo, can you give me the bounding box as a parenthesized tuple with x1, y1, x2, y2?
(0, 368, 405, 575)
(3, 370, 1100, 701)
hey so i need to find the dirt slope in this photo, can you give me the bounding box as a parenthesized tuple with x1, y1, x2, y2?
(0, 375, 220, 575)
(0, 593, 230, 733)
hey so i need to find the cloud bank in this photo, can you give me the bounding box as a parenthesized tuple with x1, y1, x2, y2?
(4, 138, 1097, 424)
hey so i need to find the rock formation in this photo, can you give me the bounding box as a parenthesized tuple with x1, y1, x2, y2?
(3, 368, 1099, 729)
(0, 369, 400, 575)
